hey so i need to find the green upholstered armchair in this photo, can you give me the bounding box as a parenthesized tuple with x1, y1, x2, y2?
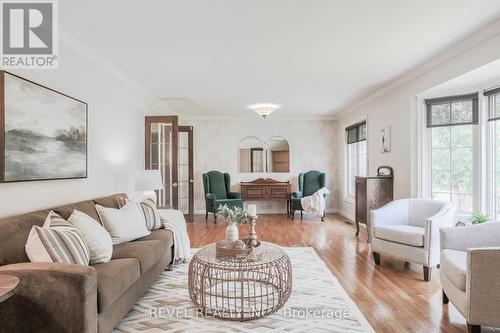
(291, 170, 327, 221)
(202, 171, 243, 222)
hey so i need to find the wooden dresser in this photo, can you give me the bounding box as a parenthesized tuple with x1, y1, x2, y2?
(355, 175, 393, 240)
(240, 178, 291, 202)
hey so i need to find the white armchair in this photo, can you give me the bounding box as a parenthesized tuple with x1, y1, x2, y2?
(440, 223, 500, 333)
(369, 198, 454, 281)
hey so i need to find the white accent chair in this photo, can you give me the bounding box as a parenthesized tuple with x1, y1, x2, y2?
(369, 199, 454, 281)
(440, 223, 500, 333)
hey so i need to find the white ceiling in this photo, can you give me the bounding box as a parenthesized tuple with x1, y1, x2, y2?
(61, 0, 500, 117)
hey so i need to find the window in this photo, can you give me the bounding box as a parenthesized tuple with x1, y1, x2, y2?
(345, 121, 367, 199)
(425, 93, 478, 215)
(485, 87, 500, 219)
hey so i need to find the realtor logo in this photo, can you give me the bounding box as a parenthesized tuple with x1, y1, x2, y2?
(1, 0, 58, 68)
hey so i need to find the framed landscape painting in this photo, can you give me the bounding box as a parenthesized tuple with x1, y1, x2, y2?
(0, 71, 88, 182)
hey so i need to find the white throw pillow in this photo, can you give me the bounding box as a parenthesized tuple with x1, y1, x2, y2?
(96, 200, 150, 244)
(68, 209, 113, 264)
(25, 211, 90, 266)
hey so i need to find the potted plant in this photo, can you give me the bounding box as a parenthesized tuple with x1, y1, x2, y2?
(217, 205, 248, 242)
(470, 212, 490, 224)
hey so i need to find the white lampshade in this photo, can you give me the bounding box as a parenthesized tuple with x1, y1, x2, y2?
(135, 170, 163, 191)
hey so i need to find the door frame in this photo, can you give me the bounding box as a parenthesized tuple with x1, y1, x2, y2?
(179, 125, 194, 222)
(145, 116, 178, 209)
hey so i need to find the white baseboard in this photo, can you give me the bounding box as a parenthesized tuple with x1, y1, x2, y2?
(195, 208, 357, 223)
(328, 208, 355, 223)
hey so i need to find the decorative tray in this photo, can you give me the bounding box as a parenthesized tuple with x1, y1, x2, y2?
(215, 239, 261, 259)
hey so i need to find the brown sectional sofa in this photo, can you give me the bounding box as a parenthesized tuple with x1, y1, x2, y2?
(0, 193, 174, 333)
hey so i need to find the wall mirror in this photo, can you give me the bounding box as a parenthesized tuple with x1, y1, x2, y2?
(238, 136, 265, 173)
(265, 136, 290, 173)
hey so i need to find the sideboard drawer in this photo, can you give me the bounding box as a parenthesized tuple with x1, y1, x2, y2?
(243, 187, 265, 199)
(268, 187, 289, 199)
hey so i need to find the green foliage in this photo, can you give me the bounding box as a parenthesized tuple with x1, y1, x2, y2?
(54, 126, 86, 143)
(217, 205, 248, 224)
(471, 212, 489, 224)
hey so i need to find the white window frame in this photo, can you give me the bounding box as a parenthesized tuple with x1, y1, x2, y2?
(485, 91, 500, 218)
(414, 88, 486, 219)
(344, 118, 368, 203)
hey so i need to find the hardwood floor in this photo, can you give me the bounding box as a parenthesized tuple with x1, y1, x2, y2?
(187, 213, 499, 333)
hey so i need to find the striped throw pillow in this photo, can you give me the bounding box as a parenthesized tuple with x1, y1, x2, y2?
(139, 199, 162, 231)
(25, 211, 90, 266)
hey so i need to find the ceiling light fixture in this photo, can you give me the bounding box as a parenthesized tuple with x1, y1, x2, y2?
(246, 103, 282, 119)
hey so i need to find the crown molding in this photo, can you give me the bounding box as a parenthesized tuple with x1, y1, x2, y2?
(60, 28, 154, 100)
(176, 114, 337, 121)
(333, 18, 500, 120)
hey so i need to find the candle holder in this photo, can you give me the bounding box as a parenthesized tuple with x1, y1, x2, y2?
(248, 215, 258, 248)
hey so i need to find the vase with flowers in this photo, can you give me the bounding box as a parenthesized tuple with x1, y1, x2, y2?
(217, 204, 248, 242)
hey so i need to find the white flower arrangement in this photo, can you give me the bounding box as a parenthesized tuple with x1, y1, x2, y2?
(217, 205, 248, 224)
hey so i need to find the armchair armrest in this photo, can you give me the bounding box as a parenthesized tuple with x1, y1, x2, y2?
(0, 262, 97, 333)
(292, 191, 303, 199)
(466, 247, 500, 326)
(227, 192, 241, 199)
(424, 205, 454, 246)
(206, 193, 216, 200)
(424, 205, 454, 266)
(440, 222, 500, 251)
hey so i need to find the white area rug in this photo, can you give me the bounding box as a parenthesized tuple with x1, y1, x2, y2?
(114, 247, 374, 333)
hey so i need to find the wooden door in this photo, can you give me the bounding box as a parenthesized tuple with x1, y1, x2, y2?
(145, 116, 178, 209)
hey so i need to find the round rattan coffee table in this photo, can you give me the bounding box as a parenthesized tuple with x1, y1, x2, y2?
(188, 241, 292, 321)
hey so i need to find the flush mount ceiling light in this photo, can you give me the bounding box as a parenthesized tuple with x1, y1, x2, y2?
(246, 103, 282, 119)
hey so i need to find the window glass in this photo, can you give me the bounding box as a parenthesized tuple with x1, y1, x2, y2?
(430, 125, 473, 214)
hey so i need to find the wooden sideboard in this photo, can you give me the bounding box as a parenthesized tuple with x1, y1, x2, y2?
(355, 175, 393, 240)
(240, 178, 291, 201)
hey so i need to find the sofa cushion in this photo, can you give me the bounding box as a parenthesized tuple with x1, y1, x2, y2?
(26, 211, 90, 266)
(112, 240, 163, 273)
(138, 199, 162, 231)
(92, 258, 140, 313)
(441, 249, 466, 291)
(213, 199, 244, 210)
(0, 209, 49, 265)
(135, 229, 174, 251)
(96, 201, 151, 244)
(68, 210, 113, 264)
(93, 193, 128, 209)
(375, 225, 425, 247)
(53, 200, 100, 222)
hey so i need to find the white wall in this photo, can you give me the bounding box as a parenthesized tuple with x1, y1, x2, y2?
(179, 117, 337, 214)
(335, 22, 500, 220)
(0, 40, 151, 218)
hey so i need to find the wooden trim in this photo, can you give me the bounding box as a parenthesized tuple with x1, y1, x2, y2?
(250, 147, 263, 172)
(179, 125, 194, 222)
(0, 71, 88, 183)
(145, 116, 178, 209)
(0, 71, 5, 182)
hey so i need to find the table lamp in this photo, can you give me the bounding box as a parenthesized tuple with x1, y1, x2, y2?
(135, 170, 163, 203)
